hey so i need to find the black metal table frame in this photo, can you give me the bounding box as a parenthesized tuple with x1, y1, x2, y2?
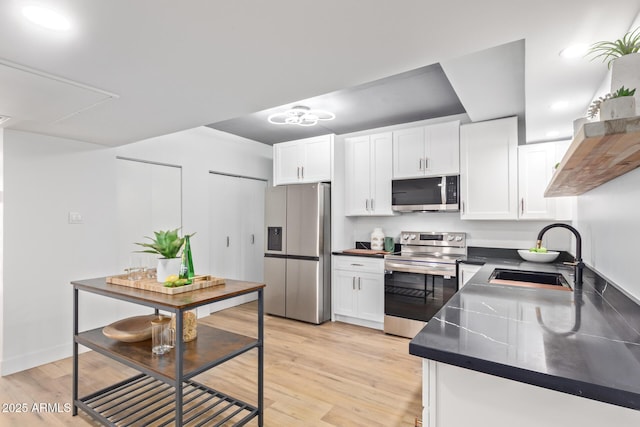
(72, 283, 264, 426)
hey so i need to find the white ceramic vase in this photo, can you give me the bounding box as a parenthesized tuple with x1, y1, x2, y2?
(600, 97, 636, 120)
(610, 53, 640, 115)
(371, 227, 385, 250)
(157, 257, 181, 283)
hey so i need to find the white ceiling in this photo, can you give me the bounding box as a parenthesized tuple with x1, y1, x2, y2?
(1, 1, 639, 147)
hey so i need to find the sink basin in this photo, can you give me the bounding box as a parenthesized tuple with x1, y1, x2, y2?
(489, 268, 571, 291)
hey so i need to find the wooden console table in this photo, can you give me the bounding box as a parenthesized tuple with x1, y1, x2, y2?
(71, 276, 264, 426)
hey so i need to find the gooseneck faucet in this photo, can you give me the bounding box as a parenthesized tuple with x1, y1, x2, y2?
(537, 223, 583, 288)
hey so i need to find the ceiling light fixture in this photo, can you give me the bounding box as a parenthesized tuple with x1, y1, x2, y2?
(22, 5, 71, 31)
(267, 105, 335, 127)
(559, 44, 589, 59)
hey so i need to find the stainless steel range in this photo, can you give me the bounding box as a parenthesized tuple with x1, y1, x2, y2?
(384, 231, 466, 338)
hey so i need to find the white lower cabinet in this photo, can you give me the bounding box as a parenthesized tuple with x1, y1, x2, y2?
(458, 263, 482, 289)
(332, 256, 384, 330)
(422, 360, 640, 427)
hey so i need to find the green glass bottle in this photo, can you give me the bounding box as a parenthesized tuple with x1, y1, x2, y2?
(179, 235, 195, 281)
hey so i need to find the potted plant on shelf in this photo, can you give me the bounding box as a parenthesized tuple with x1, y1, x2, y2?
(587, 26, 640, 112)
(135, 228, 194, 283)
(587, 86, 637, 120)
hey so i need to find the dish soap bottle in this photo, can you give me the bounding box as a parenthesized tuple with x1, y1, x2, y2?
(371, 227, 385, 250)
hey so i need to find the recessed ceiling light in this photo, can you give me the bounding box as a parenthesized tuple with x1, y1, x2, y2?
(550, 100, 569, 110)
(22, 5, 71, 31)
(546, 130, 560, 138)
(559, 44, 589, 59)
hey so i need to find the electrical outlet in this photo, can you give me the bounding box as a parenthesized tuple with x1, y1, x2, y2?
(68, 211, 83, 224)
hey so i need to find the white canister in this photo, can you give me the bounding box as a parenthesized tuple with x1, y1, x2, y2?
(371, 227, 385, 250)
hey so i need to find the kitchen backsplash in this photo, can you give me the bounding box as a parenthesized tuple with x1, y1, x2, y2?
(350, 212, 573, 253)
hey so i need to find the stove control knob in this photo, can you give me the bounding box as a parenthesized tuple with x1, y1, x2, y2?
(410, 234, 417, 240)
(447, 235, 455, 241)
(455, 236, 463, 242)
(402, 234, 410, 241)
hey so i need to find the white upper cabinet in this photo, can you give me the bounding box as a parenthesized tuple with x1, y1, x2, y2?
(273, 134, 333, 185)
(392, 121, 460, 179)
(518, 143, 556, 220)
(345, 132, 394, 216)
(460, 117, 518, 220)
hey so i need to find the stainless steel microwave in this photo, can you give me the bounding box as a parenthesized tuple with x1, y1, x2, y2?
(391, 175, 459, 212)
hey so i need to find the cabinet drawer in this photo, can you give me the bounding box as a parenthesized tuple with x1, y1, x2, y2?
(333, 255, 383, 273)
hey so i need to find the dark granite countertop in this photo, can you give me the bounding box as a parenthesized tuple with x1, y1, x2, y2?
(409, 257, 640, 410)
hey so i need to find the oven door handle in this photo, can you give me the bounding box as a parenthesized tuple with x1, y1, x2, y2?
(384, 261, 455, 276)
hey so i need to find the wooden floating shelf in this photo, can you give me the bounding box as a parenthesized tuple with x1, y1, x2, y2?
(545, 116, 640, 197)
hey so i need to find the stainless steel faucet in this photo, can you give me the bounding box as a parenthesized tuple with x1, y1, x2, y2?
(537, 223, 583, 288)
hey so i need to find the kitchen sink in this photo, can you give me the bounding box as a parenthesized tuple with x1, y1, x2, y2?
(489, 268, 571, 290)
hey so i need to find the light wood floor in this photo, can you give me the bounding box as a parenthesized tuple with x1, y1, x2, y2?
(0, 302, 422, 426)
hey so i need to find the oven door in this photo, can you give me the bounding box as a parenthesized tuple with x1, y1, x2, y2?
(384, 269, 457, 323)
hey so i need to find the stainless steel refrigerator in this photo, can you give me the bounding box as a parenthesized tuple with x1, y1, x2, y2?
(264, 183, 331, 324)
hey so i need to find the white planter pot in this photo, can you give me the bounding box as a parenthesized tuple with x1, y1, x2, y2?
(157, 257, 181, 282)
(600, 97, 636, 120)
(610, 53, 640, 113)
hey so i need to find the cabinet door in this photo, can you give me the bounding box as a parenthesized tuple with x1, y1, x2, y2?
(274, 141, 301, 185)
(345, 135, 372, 216)
(459, 264, 482, 289)
(370, 132, 394, 215)
(518, 143, 555, 220)
(460, 117, 518, 220)
(425, 121, 460, 176)
(393, 127, 425, 179)
(333, 270, 357, 317)
(355, 272, 384, 323)
(300, 135, 332, 182)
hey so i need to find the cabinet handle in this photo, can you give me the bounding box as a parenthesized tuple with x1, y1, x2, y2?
(521, 198, 524, 215)
(462, 201, 465, 214)
(358, 277, 362, 290)
(301, 166, 304, 179)
(424, 157, 428, 170)
(226, 236, 230, 247)
(371, 198, 375, 211)
(366, 199, 370, 211)
(350, 263, 364, 266)
(419, 158, 423, 170)
(251, 234, 255, 244)
(297, 167, 300, 179)
(352, 277, 356, 290)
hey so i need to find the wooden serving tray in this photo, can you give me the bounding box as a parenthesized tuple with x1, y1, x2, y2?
(106, 273, 225, 295)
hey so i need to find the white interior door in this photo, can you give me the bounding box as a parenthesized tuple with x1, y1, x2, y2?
(209, 173, 241, 280)
(209, 173, 266, 282)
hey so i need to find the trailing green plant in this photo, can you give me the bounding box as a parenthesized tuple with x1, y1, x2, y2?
(611, 85, 636, 98)
(587, 93, 612, 119)
(586, 27, 640, 68)
(135, 228, 195, 259)
(586, 86, 637, 118)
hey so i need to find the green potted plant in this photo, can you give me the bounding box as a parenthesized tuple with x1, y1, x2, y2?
(587, 27, 640, 114)
(135, 228, 193, 282)
(589, 86, 637, 120)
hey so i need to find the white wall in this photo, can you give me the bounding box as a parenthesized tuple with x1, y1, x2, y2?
(575, 167, 640, 301)
(2, 130, 119, 375)
(1, 126, 272, 375)
(115, 126, 272, 281)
